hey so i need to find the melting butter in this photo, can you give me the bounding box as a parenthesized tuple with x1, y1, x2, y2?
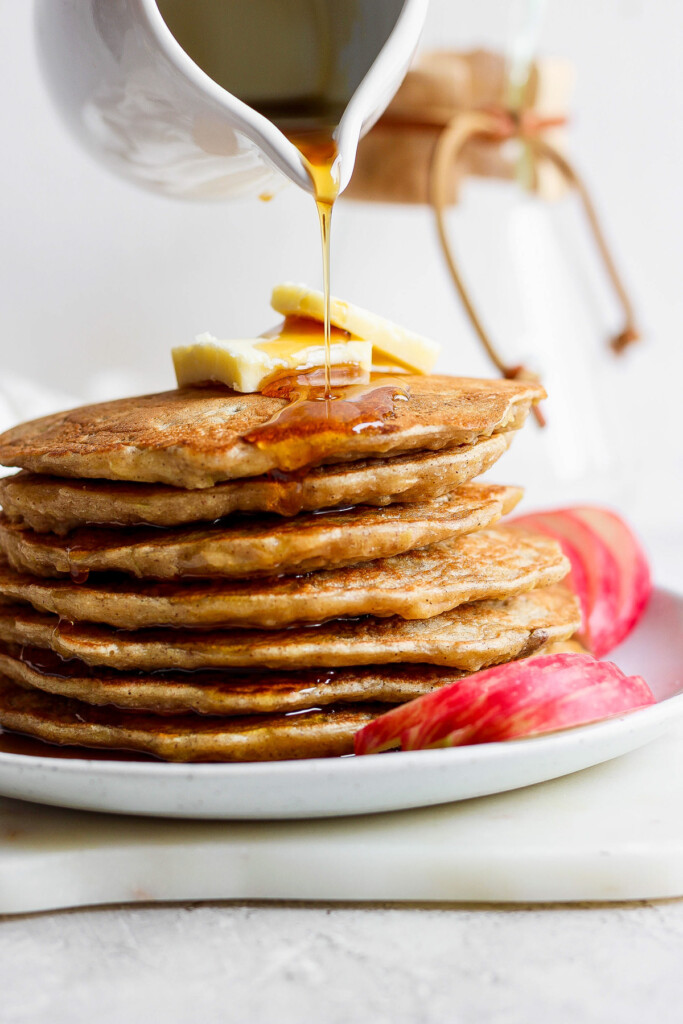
(173, 318, 372, 393)
(173, 285, 442, 394)
(271, 283, 441, 374)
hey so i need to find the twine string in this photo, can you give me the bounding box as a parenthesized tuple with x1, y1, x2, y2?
(522, 133, 640, 353)
(427, 105, 640, 427)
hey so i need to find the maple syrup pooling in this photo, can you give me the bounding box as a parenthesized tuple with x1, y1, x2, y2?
(245, 377, 409, 472)
(256, 316, 364, 389)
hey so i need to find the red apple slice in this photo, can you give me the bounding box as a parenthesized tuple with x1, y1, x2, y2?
(510, 510, 619, 655)
(354, 652, 655, 755)
(571, 507, 651, 651)
(508, 507, 651, 657)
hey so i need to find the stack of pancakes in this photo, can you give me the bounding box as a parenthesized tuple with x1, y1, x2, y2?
(0, 376, 580, 760)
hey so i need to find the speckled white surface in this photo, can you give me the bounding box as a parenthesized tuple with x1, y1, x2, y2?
(1, 897, 683, 1024)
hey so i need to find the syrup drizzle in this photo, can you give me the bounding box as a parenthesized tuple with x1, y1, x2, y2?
(245, 123, 412, 464)
(244, 377, 410, 472)
(240, 101, 412, 450)
(286, 127, 340, 398)
(257, 315, 350, 355)
(256, 316, 366, 390)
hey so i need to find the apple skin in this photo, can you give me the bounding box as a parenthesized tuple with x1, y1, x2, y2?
(354, 653, 655, 755)
(508, 507, 652, 657)
(571, 508, 651, 654)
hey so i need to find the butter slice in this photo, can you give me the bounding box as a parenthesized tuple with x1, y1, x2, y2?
(173, 333, 373, 393)
(271, 283, 441, 374)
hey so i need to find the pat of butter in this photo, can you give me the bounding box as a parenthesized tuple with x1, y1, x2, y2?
(271, 283, 440, 374)
(173, 332, 373, 393)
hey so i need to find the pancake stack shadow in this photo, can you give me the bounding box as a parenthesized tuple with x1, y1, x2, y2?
(0, 376, 580, 760)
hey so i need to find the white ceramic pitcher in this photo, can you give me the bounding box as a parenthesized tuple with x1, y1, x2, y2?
(34, 0, 428, 200)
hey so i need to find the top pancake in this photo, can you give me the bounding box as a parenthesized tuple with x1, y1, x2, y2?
(0, 376, 545, 488)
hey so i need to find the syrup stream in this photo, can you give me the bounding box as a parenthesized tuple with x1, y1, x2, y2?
(286, 128, 340, 400)
(318, 198, 333, 398)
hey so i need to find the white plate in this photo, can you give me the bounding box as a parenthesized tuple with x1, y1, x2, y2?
(0, 586, 681, 820)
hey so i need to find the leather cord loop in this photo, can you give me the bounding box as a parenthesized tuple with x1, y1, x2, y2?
(427, 106, 640, 427)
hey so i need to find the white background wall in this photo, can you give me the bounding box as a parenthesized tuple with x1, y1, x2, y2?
(0, 1, 681, 533)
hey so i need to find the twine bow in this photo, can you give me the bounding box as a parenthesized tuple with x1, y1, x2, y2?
(427, 105, 641, 426)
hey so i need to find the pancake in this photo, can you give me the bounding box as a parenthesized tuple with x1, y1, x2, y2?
(0, 586, 580, 672)
(540, 638, 587, 655)
(0, 528, 569, 628)
(0, 376, 545, 488)
(0, 646, 464, 714)
(0, 679, 379, 761)
(0, 484, 522, 580)
(0, 433, 514, 532)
